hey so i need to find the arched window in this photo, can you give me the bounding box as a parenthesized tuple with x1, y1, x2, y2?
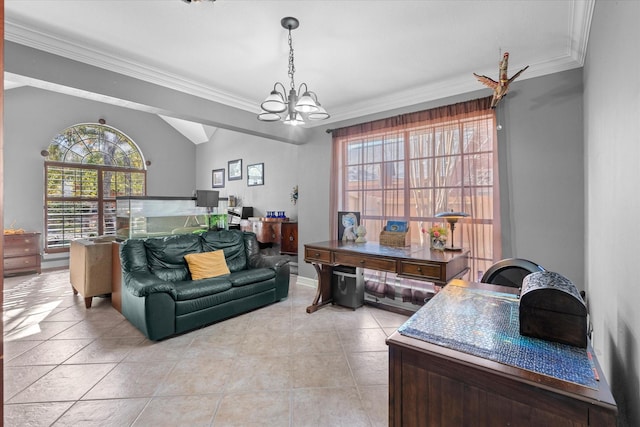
(44, 123, 147, 252)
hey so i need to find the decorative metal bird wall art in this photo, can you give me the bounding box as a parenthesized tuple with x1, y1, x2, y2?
(473, 52, 529, 108)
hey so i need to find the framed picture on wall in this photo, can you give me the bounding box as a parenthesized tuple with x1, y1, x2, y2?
(212, 169, 225, 188)
(228, 159, 242, 181)
(247, 163, 264, 186)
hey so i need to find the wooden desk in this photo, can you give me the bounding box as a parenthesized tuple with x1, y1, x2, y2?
(304, 241, 469, 313)
(387, 280, 617, 427)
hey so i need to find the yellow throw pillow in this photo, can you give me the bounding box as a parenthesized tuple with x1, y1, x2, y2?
(184, 250, 230, 280)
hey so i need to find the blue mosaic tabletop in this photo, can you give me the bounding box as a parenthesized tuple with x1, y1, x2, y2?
(398, 283, 599, 389)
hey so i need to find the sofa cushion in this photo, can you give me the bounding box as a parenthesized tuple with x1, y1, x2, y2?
(145, 234, 202, 281)
(184, 250, 230, 280)
(201, 230, 247, 272)
(173, 277, 233, 301)
(229, 268, 276, 287)
(174, 280, 275, 315)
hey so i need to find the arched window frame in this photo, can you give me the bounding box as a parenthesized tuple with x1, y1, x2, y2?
(44, 123, 147, 252)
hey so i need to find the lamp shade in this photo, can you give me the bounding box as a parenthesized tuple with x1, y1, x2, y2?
(308, 104, 330, 120)
(435, 211, 470, 221)
(261, 90, 287, 113)
(258, 111, 282, 122)
(295, 92, 320, 113)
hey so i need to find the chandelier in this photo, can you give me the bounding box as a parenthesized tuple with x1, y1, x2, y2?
(258, 17, 330, 126)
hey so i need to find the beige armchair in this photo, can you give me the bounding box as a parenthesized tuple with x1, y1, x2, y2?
(69, 237, 115, 308)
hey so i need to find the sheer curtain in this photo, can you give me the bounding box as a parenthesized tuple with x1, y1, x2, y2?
(330, 97, 501, 279)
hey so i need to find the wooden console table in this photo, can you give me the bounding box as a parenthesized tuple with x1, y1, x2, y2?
(387, 280, 617, 426)
(304, 241, 469, 313)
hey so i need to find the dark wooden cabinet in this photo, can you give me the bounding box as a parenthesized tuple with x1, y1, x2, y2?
(3, 232, 41, 276)
(280, 222, 298, 255)
(387, 281, 618, 427)
(242, 219, 298, 255)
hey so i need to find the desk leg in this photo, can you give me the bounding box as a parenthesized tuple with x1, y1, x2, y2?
(306, 263, 333, 313)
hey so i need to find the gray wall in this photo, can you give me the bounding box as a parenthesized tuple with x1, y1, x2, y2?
(584, 1, 640, 425)
(195, 129, 299, 220)
(4, 87, 197, 268)
(297, 69, 585, 288)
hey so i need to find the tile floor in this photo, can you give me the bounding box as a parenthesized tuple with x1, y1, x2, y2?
(3, 270, 410, 426)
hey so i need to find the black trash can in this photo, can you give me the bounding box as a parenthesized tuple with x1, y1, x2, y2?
(332, 266, 364, 309)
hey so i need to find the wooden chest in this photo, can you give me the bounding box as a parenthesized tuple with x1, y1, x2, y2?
(519, 271, 587, 348)
(4, 232, 42, 276)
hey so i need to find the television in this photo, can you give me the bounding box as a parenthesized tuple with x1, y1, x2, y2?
(195, 190, 219, 207)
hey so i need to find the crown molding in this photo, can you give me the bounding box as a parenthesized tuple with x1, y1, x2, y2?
(4, 19, 259, 113)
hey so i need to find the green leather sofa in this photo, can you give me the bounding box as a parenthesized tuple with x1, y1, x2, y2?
(119, 229, 290, 340)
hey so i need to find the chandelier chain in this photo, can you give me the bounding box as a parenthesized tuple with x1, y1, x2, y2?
(287, 29, 296, 90)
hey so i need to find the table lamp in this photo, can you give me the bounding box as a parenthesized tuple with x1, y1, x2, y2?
(435, 210, 470, 251)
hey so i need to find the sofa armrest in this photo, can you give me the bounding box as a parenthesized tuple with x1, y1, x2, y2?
(249, 254, 290, 300)
(249, 254, 290, 270)
(123, 271, 177, 299)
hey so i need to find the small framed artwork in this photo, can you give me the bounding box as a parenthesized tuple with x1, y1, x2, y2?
(228, 159, 242, 181)
(338, 211, 360, 241)
(247, 163, 264, 186)
(212, 169, 225, 188)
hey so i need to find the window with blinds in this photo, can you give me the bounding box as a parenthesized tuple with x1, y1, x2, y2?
(43, 123, 146, 252)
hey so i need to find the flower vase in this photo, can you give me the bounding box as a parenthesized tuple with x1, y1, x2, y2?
(431, 238, 447, 251)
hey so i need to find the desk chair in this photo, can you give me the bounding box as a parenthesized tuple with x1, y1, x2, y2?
(481, 258, 545, 289)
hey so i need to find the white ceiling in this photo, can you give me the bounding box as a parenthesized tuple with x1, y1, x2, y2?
(4, 0, 593, 143)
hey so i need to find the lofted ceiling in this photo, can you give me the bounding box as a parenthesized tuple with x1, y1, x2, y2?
(4, 0, 594, 143)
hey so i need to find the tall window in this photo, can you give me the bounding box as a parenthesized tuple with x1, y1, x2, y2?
(44, 123, 146, 252)
(331, 97, 501, 277)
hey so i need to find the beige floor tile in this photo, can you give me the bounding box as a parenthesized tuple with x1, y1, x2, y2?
(2, 339, 43, 362)
(292, 353, 355, 388)
(359, 385, 389, 427)
(155, 357, 234, 396)
(291, 309, 340, 332)
(133, 394, 221, 427)
(98, 318, 151, 339)
(185, 330, 245, 359)
(4, 365, 57, 402)
(338, 328, 389, 353)
(291, 387, 370, 427)
(4, 320, 78, 342)
(347, 351, 389, 386)
(124, 333, 195, 363)
(369, 308, 410, 328)
(8, 363, 116, 403)
(83, 361, 175, 400)
(6, 339, 93, 366)
(225, 355, 292, 392)
(64, 336, 145, 364)
(4, 402, 74, 427)
(239, 330, 291, 356)
(291, 329, 342, 354)
(331, 308, 381, 329)
(52, 398, 149, 426)
(49, 321, 114, 340)
(213, 390, 290, 426)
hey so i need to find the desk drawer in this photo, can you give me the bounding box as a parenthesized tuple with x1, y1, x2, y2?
(399, 261, 442, 281)
(305, 247, 332, 263)
(334, 252, 396, 272)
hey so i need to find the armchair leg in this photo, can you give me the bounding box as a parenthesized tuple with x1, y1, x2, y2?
(72, 286, 78, 295)
(84, 297, 93, 309)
